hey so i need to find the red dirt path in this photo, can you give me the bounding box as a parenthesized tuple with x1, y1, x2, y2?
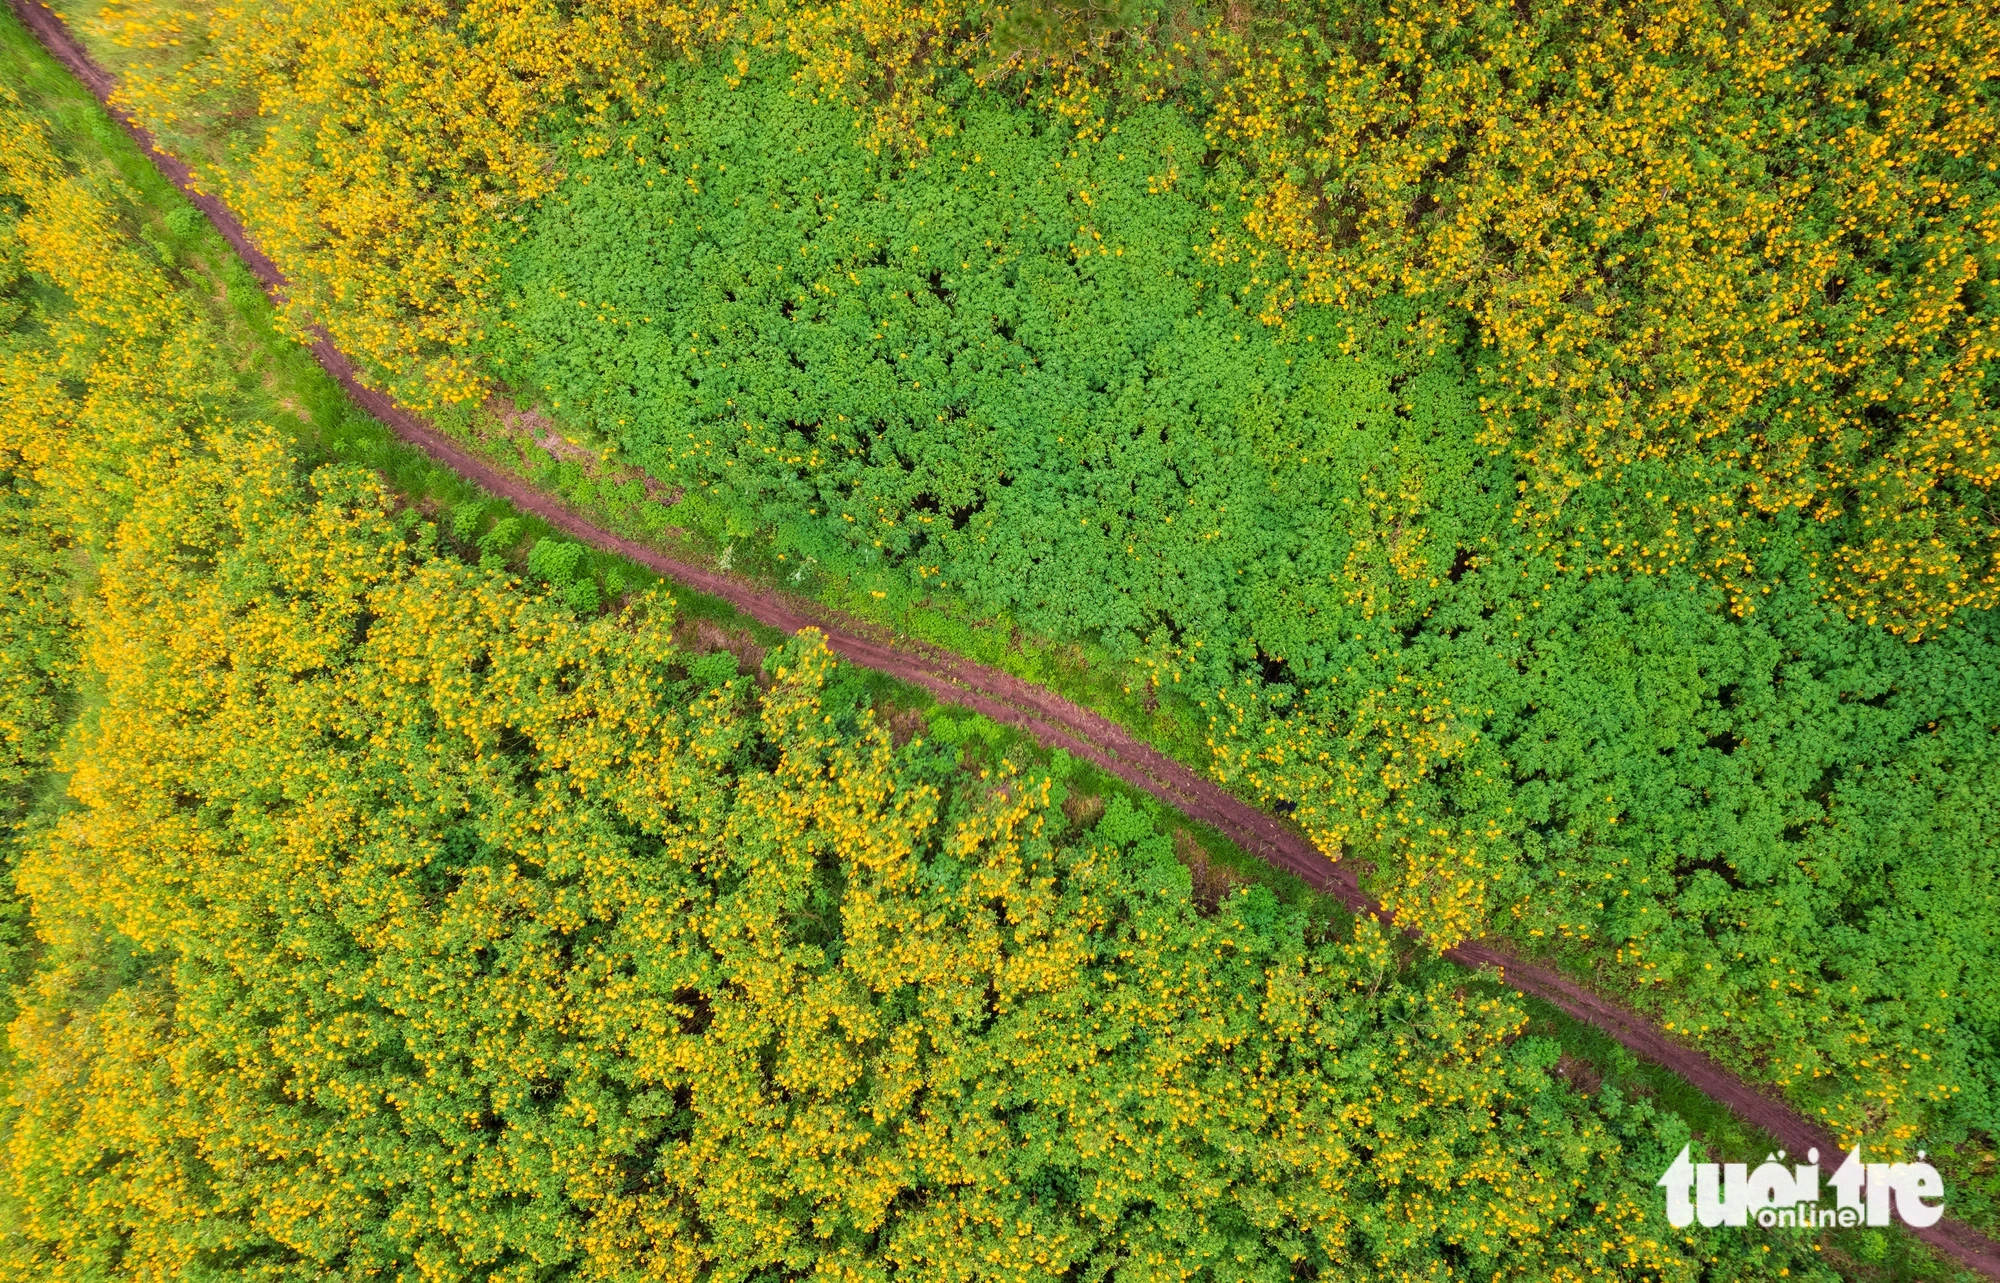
(12, 2, 1996, 1274)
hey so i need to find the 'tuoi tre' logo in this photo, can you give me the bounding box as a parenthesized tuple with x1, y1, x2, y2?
(1657, 1145, 1945, 1230)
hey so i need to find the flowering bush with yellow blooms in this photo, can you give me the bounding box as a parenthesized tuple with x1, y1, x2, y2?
(0, 76, 1857, 1283)
(65, 0, 2000, 1190)
(0, 60, 233, 822)
(476, 48, 2000, 1167)
(84, 0, 752, 405)
(2, 437, 1826, 1279)
(75, 0, 1999, 631)
(1192, 0, 2000, 641)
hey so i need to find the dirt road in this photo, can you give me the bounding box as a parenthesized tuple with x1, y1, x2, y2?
(12, 2, 1996, 1274)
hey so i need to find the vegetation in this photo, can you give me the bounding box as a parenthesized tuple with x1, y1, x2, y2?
(24, 0, 2000, 1260)
(0, 50, 1862, 1279)
(1174, 0, 2000, 641)
(92, 0, 2000, 634)
(479, 53, 1998, 1156)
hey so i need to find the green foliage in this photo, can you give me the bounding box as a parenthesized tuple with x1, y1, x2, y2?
(561, 574, 603, 613)
(929, 709, 1008, 749)
(477, 514, 526, 558)
(1216, 539, 2000, 1147)
(530, 539, 606, 612)
(450, 498, 488, 543)
(688, 647, 741, 691)
(488, 52, 2000, 1160)
(488, 59, 1476, 665)
(0, 55, 1842, 1277)
(6, 446, 1826, 1277)
(528, 535, 585, 582)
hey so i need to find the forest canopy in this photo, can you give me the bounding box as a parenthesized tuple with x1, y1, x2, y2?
(0, 71, 1852, 1279)
(3, 0, 1997, 1272)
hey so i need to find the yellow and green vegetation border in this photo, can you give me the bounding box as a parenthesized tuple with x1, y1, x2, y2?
(2, 1, 1997, 1279)
(5, 17, 1894, 1280)
(0, 13, 1858, 1282)
(45, 0, 1997, 1215)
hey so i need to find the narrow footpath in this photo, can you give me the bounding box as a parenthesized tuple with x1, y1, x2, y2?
(11, 2, 1997, 1273)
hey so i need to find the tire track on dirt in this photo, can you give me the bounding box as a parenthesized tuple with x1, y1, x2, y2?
(12, 3, 1996, 1273)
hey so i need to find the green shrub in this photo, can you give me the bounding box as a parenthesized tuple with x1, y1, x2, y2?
(527, 535, 587, 585)
(488, 59, 1478, 668)
(485, 52, 2000, 1154)
(476, 515, 525, 558)
(560, 575, 602, 613)
(449, 499, 487, 544)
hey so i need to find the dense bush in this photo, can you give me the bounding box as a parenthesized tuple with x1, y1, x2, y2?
(6, 523, 1736, 1279)
(527, 536, 605, 610)
(478, 55, 2000, 1148)
(63, 0, 2000, 1215)
(486, 61, 1480, 661)
(1189, 0, 2000, 639)
(1215, 535, 2000, 1145)
(91, 0, 2000, 630)
(0, 87, 1844, 1281)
